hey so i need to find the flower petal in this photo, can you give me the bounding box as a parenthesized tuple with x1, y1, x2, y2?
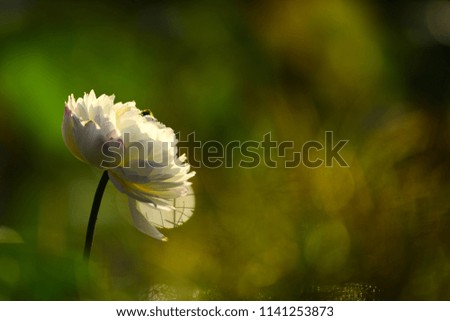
(127, 185, 195, 240)
(128, 198, 168, 241)
(63, 90, 196, 240)
(62, 106, 85, 162)
(108, 168, 194, 203)
(71, 119, 109, 167)
(63, 90, 121, 167)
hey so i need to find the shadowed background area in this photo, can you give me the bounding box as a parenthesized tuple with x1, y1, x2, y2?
(0, 0, 449, 300)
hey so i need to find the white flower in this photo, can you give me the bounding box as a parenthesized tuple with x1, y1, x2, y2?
(62, 90, 195, 241)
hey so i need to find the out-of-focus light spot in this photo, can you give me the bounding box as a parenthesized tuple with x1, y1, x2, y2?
(242, 261, 280, 288)
(0, 226, 23, 243)
(426, 1, 450, 46)
(241, 239, 299, 288)
(261, 239, 299, 272)
(305, 220, 350, 276)
(405, 1, 450, 46)
(311, 168, 355, 213)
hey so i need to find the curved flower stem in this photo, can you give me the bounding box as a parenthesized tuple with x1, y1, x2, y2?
(84, 170, 109, 260)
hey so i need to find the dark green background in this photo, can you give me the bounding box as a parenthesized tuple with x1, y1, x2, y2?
(0, 0, 449, 300)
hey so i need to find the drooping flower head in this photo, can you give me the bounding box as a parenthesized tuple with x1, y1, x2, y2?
(62, 90, 195, 241)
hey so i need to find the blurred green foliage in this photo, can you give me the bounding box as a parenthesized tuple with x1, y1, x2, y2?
(0, 0, 449, 300)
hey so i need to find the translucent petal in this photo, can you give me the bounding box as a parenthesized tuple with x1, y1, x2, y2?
(128, 200, 168, 241)
(127, 185, 195, 240)
(61, 106, 84, 162)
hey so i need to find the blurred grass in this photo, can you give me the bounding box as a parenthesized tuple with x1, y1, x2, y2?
(0, 0, 449, 300)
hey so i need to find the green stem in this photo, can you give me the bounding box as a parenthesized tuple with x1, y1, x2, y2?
(84, 170, 109, 260)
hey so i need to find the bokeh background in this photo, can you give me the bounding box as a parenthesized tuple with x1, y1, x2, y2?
(0, 0, 449, 300)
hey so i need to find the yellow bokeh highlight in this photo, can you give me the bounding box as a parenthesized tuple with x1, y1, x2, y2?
(305, 220, 351, 276)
